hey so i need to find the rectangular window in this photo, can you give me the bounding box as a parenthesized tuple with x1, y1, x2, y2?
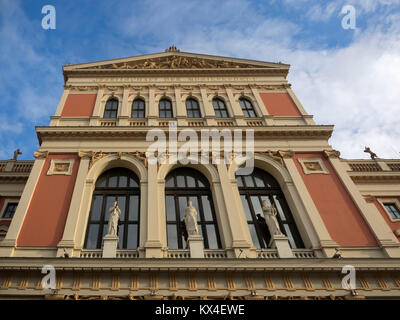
(2, 203, 18, 219)
(384, 203, 400, 220)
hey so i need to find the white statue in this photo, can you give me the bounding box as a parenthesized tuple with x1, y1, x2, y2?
(107, 200, 121, 236)
(262, 200, 283, 236)
(184, 200, 199, 236)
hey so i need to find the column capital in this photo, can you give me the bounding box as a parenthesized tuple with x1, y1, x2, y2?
(323, 149, 341, 159)
(78, 151, 93, 160)
(33, 150, 48, 159)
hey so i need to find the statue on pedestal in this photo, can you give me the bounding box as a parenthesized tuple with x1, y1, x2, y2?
(107, 200, 121, 236)
(184, 200, 199, 236)
(262, 200, 283, 236)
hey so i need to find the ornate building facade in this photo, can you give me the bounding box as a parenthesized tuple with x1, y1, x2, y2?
(0, 48, 400, 300)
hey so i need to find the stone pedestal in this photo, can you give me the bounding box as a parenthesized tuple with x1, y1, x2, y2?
(269, 234, 294, 258)
(187, 235, 204, 258)
(102, 235, 119, 258)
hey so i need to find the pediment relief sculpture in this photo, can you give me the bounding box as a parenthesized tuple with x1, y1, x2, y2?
(85, 56, 261, 70)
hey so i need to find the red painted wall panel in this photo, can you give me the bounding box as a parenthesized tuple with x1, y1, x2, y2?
(259, 92, 301, 116)
(374, 197, 400, 238)
(294, 153, 377, 246)
(61, 94, 96, 117)
(17, 155, 80, 247)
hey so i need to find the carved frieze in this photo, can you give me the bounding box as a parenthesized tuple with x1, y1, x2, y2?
(85, 56, 259, 70)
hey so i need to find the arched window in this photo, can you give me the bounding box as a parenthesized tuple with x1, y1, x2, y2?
(239, 98, 257, 118)
(236, 168, 304, 249)
(84, 168, 140, 250)
(186, 98, 201, 118)
(104, 98, 119, 118)
(165, 168, 222, 249)
(159, 98, 173, 118)
(212, 98, 229, 118)
(131, 98, 145, 118)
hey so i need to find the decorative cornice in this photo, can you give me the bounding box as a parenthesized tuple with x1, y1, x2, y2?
(36, 126, 333, 144)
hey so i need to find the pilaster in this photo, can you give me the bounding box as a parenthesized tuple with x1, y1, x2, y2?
(56, 152, 90, 257)
(144, 163, 163, 257)
(89, 87, 105, 125)
(325, 150, 400, 257)
(217, 162, 253, 258)
(0, 152, 47, 257)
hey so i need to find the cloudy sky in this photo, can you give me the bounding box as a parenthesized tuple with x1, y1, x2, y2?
(0, 0, 399, 160)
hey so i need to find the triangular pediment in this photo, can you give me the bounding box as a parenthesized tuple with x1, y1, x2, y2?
(64, 50, 289, 71)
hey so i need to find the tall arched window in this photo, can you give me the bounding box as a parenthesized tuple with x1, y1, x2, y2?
(159, 98, 173, 118)
(104, 98, 119, 118)
(85, 168, 140, 250)
(237, 168, 304, 249)
(131, 98, 145, 118)
(165, 168, 222, 249)
(212, 98, 229, 118)
(186, 98, 201, 118)
(239, 98, 257, 118)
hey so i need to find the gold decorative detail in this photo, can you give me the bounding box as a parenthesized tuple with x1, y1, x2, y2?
(111, 274, 120, 291)
(323, 149, 341, 158)
(87, 55, 258, 70)
(72, 274, 81, 291)
(78, 151, 93, 160)
(169, 274, 177, 291)
(303, 161, 322, 172)
(363, 195, 375, 203)
(302, 275, 315, 291)
(130, 275, 138, 290)
(33, 150, 48, 159)
(277, 150, 295, 159)
(207, 275, 217, 291)
(259, 150, 294, 166)
(188, 275, 197, 291)
(245, 276, 255, 290)
(264, 275, 275, 290)
(92, 274, 100, 291)
(283, 275, 295, 291)
(54, 162, 70, 173)
(376, 277, 390, 290)
(106, 86, 120, 92)
(258, 151, 284, 166)
(18, 273, 28, 290)
(56, 273, 63, 290)
(321, 276, 334, 291)
(226, 274, 235, 291)
(150, 273, 158, 291)
(89, 151, 107, 169)
(358, 276, 371, 290)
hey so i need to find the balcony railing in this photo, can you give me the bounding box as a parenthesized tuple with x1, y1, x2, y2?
(100, 120, 117, 127)
(80, 249, 139, 258)
(292, 249, 316, 258)
(257, 249, 279, 259)
(348, 162, 382, 172)
(0, 160, 34, 174)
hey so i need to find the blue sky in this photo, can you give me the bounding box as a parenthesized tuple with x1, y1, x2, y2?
(1, 0, 399, 160)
